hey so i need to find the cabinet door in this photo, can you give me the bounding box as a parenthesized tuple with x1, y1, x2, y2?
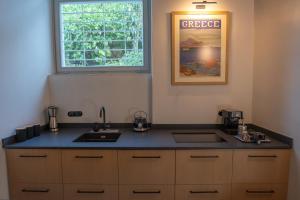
(10, 183, 63, 200)
(233, 150, 290, 183)
(64, 184, 118, 200)
(232, 184, 287, 200)
(176, 150, 232, 184)
(6, 149, 62, 183)
(119, 185, 174, 200)
(175, 185, 231, 200)
(62, 150, 118, 184)
(118, 150, 175, 185)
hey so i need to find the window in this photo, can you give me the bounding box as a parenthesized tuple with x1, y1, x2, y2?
(54, 0, 151, 72)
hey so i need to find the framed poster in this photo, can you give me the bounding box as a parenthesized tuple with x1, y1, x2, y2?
(171, 11, 230, 85)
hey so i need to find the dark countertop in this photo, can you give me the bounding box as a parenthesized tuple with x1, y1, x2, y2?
(3, 128, 292, 149)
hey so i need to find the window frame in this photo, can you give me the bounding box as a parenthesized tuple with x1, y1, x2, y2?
(54, 0, 151, 73)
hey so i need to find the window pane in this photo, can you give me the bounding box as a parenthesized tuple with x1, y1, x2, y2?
(60, 0, 144, 68)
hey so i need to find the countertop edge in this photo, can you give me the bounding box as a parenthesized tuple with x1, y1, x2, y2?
(4, 146, 292, 150)
(2, 124, 293, 150)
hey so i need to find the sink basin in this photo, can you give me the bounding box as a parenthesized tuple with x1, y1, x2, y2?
(73, 132, 121, 142)
(173, 132, 226, 143)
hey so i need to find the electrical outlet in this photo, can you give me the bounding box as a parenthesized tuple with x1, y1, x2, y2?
(68, 111, 83, 117)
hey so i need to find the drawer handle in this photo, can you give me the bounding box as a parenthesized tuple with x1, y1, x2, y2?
(77, 190, 105, 194)
(190, 190, 219, 194)
(22, 188, 49, 193)
(75, 156, 103, 159)
(248, 155, 277, 158)
(132, 156, 161, 159)
(190, 155, 219, 159)
(19, 155, 47, 158)
(133, 190, 161, 194)
(246, 190, 275, 194)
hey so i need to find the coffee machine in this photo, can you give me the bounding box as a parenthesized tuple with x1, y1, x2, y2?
(218, 109, 243, 135)
(48, 106, 59, 132)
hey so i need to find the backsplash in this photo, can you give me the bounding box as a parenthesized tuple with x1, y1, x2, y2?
(49, 73, 151, 124)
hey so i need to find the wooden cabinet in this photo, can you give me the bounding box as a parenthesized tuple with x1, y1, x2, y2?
(118, 151, 175, 200)
(6, 149, 62, 200)
(175, 150, 232, 200)
(6, 148, 291, 200)
(118, 150, 175, 185)
(175, 185, 231, 200)
(119, 185, 174, 200)
(176, 150, 232, 184)
(10, 183, 63, 200)
(62, 150, 118, 184)
(233, 150, 290, 183)
(6, 149, 62, 183)
(64, 184, 118, 200)
(232, 184, 288, 200)
(232, 150, 290, 200)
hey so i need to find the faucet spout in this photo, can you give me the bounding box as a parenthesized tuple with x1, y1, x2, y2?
(100, 106, 106, 130)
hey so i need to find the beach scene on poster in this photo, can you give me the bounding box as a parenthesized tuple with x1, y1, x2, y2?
(179, 19, 221, 77)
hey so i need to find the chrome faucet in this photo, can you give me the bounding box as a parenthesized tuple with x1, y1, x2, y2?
(100, 106, 107, 130)
(92, 106, 119, 133)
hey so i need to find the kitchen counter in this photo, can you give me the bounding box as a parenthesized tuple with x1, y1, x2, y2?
(3, 128, 292, 149)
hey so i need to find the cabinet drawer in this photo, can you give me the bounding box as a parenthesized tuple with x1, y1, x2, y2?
(233, 150, 290, 183)
(232, 184, 287, 200)
(10, 183, 63, 200)
(62, 150, 118, 184)
(64, 184, 118, 200)
(119, 185, 174, 200)
(118, 150, 175, 184)
(6, 149, 62, 183)
(176, 150, 232, 184)
(175, 185, 231, 200)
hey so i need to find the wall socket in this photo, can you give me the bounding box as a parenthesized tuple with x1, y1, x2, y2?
(68, 111, 83, 117)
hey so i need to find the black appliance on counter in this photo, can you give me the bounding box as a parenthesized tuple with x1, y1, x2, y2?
(218, 109, 243, 135)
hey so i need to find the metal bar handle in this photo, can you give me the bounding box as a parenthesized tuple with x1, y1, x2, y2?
(22, 188, 49, 193)
(132, 156, 161, 159)
(190, 190, 219, 194)
(248, 155, 277, 158)
(246, 190, 275, 194)
(19, 155, 47, 158)
(133, 190, 161, 194)
(75, 156, 103, 159)
(77, 190, 105, 194)
(190, 155, 219, 159)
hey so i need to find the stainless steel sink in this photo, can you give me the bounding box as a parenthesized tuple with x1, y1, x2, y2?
(73, 132, 121, 142)
(173, 132, 226, 143)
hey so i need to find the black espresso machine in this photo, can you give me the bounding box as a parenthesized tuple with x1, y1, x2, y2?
(218, 109, 243, 135)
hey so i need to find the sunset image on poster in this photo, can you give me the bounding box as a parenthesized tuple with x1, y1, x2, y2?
(180, 19, 221, 77)
(171, 12, 229, 85)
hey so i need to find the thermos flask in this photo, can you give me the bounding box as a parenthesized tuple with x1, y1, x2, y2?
(48, 106, 59, 132)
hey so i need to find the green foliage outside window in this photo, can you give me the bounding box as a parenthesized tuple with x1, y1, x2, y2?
(61, 1, 144, 67)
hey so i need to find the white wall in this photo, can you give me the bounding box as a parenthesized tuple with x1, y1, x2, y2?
(49, 73, 151, 123)
(0, 0, 54, 199)
(51, 0, 255, 125)
(253, 0, 300, 199)
(152, 0, 255, 124)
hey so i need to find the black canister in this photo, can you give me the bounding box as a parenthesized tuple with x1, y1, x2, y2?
(33, 124, 41, 137)
(26, 126, 34, 139)
(16, 128, 27, 142)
